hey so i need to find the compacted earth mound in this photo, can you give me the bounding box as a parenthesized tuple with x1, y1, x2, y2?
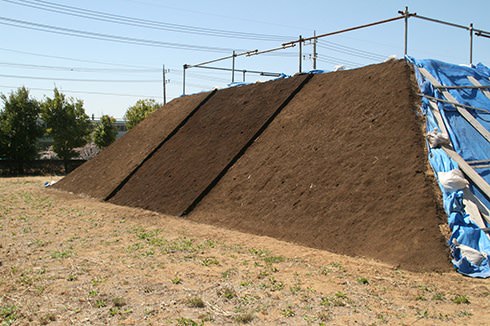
(190, 60, 449, 272)
(56, 60, 449, 272)
(54, 91, 213, 199)
(109, 75, 310, 215)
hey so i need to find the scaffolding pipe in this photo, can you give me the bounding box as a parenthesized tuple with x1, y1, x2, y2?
(190, 65, 282, 76)
(232, 50, 236, 83)
(283, 15, 405, 46)
(470, 23, 474, 65)
(188, 50, 257, 69)
(412, 14, 469, 30)
(246, 44, 295, 57)
(476, 31, 490, 38)
(182, 64, 187, 95)
(403, 6, 409, 55)
(313, 31, 317, 69)
(298, 35, 303, 73)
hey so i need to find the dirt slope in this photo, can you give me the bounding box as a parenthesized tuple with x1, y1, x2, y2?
(190, 60, 449, 272)
(109, 75, 310, 216)
(54, 91, 213, 199)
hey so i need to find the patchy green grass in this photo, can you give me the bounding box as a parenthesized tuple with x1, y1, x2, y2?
(452, 295, 470, 305)
(0, 305, 17, 326)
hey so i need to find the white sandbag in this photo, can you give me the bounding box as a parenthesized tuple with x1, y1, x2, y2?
(426, 128, 450, 148)
(384, 54, 397, 62)
(438, 169, 469, 192)
(452, 239, 488, 265)
(333, 65, 345, 72)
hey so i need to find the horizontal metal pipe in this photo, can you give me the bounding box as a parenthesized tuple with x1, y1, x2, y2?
(476, 31, 490, 39)
(188, 49, 258, 68)
(246, 44, 296, 57)
(283, 15, 405, 46)
(417, 93, 490, 113)
(191, 65, 282, 76)
(434, 85, 490, 90)
(412, 14, 469, 30)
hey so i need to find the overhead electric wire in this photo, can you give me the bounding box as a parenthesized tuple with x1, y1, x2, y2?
(0, 84, 157, 98)
(0, 62, 159, 73)
(317, 40, 386, 61)
(0, 73, 161, 83)
(316, 54, 361, 67)
(0, 16, 243, 53)
(0, 47, 155, 69)
(2, 0, 291, 42)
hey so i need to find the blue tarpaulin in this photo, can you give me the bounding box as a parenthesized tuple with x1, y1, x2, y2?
(408, 57, 490, 277)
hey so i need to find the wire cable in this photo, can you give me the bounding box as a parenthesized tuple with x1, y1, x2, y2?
(0, 47, 155, 69)
(0, 62, 159, 73)
(2, 0, 291, 42)
(0, 84, 158, 98)
(317, 40, 386, 61)
(0, 73, 161, 82)
(0, 16, 243, 53)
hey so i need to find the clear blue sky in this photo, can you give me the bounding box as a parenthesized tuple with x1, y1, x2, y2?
(1, 0, 490, 118)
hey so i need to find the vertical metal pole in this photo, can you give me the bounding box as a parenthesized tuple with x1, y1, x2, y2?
(299, 35, 303, 73)
(182, 64, 187, 96)
(404, 6, 408, 56)
(313, 31, 317, 70)
(162, 64, 167, 105)
(469, 23, 474, 65)
(232, 50, 236, 83)
(243, 70, 246, 82)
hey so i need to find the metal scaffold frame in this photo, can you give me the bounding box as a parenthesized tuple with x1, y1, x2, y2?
(180, 7, 490, 96)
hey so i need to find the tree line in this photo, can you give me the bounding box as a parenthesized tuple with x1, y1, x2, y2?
(0, 86, 161, 173)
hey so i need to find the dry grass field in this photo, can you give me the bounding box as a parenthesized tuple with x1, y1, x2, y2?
(1, 177, 489, 325)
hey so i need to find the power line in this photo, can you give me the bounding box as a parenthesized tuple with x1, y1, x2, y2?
(317, 40, 386, 61)
(0, 16, 243, 53)
(0, 73, 161, 82)
(0, 47, 155, 69)
(0, 84, 158, 98)
(0, 62, 159, 73)
(2, 0, 291, 42)
(316, 54, 361, 68)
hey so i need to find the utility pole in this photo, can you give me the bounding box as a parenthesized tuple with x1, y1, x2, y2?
(232, 50, 236, 83)
(313, 31, 317, 70)
(162, 65, 170, 105)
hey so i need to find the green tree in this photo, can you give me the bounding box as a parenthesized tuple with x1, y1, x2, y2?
(93, 115, 117, 149)
(0, 87, 43, 173)
(41, 88, 91, 172)
(124, 99, 160, 130)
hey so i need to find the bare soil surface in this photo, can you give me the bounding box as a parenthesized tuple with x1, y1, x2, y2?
(1, 177, 489, 325)
(55, 91, 213, 200)
(54, 61, 449, 273)
(109, 75, 310, 216)
(191, 60, 449, 272)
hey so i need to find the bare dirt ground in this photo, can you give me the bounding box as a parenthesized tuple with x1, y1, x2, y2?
(1, 177, 489, 325)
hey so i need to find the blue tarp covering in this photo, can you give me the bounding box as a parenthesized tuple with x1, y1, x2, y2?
(408, 57, 490, 277)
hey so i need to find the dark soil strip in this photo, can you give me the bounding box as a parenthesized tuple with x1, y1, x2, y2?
(55, 91, 213, 199)
(180, 74, 313, 216)
(109, 74, 310, 216)
(105, 90, 217, 201)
